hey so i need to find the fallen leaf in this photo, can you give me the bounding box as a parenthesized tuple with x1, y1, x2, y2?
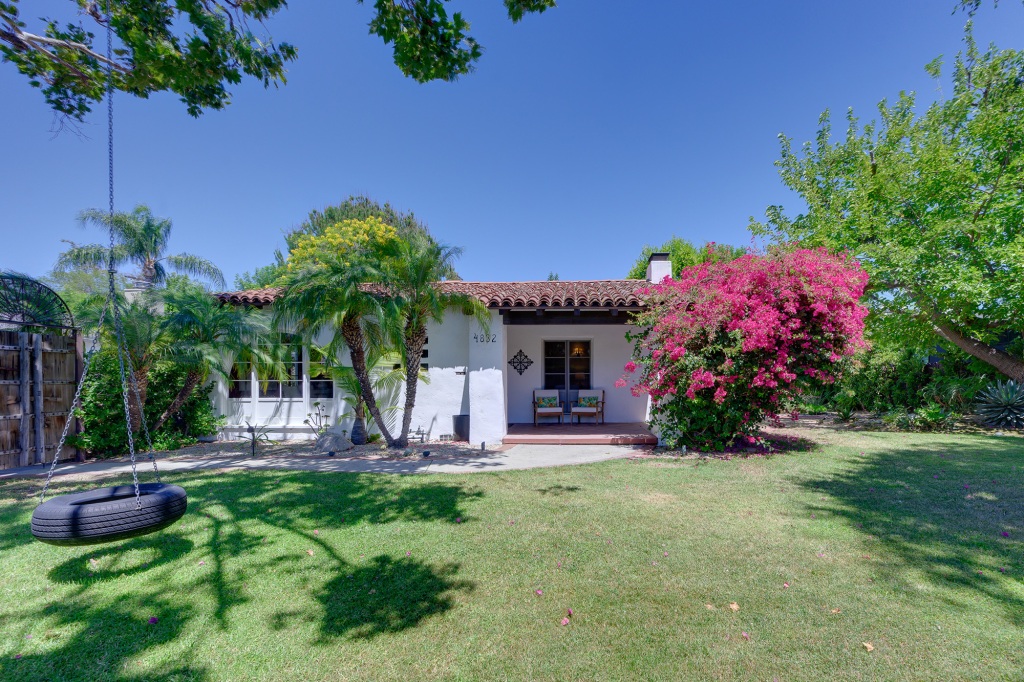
(729, 602, 740, 612)
(306, 549, 314, 556)
(862, 642, 874, 652)
(705, 604, 716, 610)
(831, 608, 841, 614)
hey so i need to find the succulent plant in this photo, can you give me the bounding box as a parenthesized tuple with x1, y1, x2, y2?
(976, 380, 1024, 430)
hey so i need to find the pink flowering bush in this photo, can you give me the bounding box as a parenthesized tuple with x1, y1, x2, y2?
(621, 247, 869, 450)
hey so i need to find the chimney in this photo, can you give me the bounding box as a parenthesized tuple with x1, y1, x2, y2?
(645, 252, 672, 283)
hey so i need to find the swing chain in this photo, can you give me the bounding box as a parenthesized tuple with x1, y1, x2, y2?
(102, 0, 142, 509)
(123, 349, 161, 482)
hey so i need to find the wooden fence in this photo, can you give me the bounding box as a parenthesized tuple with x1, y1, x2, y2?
(0, 329, 82, 470)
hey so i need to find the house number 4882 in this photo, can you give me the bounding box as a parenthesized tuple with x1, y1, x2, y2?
(473, 333, 496, 343)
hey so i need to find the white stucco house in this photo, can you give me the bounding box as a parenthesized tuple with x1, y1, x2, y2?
(211, 254, 672, 446)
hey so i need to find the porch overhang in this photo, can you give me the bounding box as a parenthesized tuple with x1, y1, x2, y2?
(499, 306, 642, 325)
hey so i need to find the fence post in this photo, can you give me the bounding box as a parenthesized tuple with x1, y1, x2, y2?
(18, 332, 30, 467)
(33, 333, 44, 465)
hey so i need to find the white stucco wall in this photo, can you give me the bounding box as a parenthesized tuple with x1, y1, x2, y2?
(504, 323, 646, 424)
(212, 310, 642, 441)
(467, 310, 507, 447)
(406, 311, 470, 439)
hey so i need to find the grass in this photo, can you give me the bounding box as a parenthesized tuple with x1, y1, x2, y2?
(0, 429, 1021, 681)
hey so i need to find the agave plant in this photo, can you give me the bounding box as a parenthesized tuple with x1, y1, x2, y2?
(976, 380, 1024, 429)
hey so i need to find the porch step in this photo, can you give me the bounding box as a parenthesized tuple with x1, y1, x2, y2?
(502, 423, 657, 446)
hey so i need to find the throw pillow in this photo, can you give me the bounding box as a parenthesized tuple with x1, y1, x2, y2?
(578, 396, 598, 408)
(537, 396, 558, 408)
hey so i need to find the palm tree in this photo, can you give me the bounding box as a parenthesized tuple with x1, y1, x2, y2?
(151, 285, 280, 432)
(328, 350, 409, 445)
(382, 231, 488, 447)
(273, 253, 403, 448)
(56, 205, 225, 289)
(75, 291, 168, 432)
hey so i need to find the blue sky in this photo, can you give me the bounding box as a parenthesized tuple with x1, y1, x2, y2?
(3, 1, 1023, 286)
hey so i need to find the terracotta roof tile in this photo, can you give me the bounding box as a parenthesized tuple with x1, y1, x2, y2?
(436, 280, 646, 308)
(215, 280, 646, 309)
(214, 287, 282, 307)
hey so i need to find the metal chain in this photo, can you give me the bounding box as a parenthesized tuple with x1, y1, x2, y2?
(104, 0, 142, 508)
(123, 349, 160, 482)
(39, 301, 110, 502)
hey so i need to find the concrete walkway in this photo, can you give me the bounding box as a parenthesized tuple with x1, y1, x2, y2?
(0, 443, 643, 480)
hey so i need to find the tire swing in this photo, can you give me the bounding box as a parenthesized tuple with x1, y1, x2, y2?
(31, 4, 186, 547)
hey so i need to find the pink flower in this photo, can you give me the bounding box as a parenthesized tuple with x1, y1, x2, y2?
(456, 517, 462, 523)
(567, 608, 573, 616)
(783, 582, 790, 588)
(148, 617, 159, 624)
(624, 361, 637, 373)
(614, 378, 627, 388)
(535, 589, 543, 596)
(561, 617, 570, 626)
(741, 631, 750, 641)
(1002, 531, 1010, 538)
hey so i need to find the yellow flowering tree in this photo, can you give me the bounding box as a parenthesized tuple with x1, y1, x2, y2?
(274, 216, 403, 447)
(287, 217, 399, 271)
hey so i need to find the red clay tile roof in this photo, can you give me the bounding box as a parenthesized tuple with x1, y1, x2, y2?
(436, 280, 646, 308)
(215, 287, 283, 307)
(215, 280, 646, 309)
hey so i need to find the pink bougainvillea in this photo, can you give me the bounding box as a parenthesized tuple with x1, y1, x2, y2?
(620, 247, 868, 449)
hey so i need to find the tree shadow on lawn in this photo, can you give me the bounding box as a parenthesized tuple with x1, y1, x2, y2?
(0, 583, 208, 682)
(797, 434, 1024, 625)
(269, 554, 473, 641)
(3, 469, 482, 678)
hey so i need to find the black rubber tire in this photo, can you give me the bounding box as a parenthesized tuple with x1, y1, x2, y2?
(31, 483, 188, 546)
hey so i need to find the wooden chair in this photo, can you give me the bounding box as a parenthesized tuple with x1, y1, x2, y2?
(571, 389, 605, 425)
(533, 389, 563, 426)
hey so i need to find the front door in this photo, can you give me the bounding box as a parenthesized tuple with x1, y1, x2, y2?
(543, 340, 591, 411)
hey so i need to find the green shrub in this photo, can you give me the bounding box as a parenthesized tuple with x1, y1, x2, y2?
(71, 351, 221, 457)
(976, 380, 1024, 429)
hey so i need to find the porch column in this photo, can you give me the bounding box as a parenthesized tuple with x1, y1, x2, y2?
(468, 310, 507, 447)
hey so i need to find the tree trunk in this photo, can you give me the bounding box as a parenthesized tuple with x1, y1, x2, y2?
(126, 369, 149, 434)
(932, 318, 1024, 381)
(340, 316, 396, 447)
(394, 320, 427, 448)
(152, 370, 203, 432)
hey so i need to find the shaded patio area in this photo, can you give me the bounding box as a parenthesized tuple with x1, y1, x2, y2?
(503, 422, 657, 446)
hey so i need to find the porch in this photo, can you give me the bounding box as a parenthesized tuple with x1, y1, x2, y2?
(502, 422, 657, 446)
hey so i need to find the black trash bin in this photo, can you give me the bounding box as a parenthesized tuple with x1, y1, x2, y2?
(453, 414, 470, 442)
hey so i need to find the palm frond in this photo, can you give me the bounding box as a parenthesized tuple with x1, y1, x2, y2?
(163, 253, 226, 288)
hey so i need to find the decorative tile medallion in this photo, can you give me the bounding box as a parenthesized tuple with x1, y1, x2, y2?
(509, 349, 533, 375)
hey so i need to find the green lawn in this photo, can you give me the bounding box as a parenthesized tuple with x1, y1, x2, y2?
(0, 429, 1021, 681)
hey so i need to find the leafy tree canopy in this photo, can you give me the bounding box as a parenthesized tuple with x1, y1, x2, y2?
(626, 237, 746, 279)
(750, 33, 1024, 381)
(1, 0, 556, 122)
(234, 195, 447, 289)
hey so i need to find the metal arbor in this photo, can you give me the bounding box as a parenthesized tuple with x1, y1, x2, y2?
(0, 273, 75, 332)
